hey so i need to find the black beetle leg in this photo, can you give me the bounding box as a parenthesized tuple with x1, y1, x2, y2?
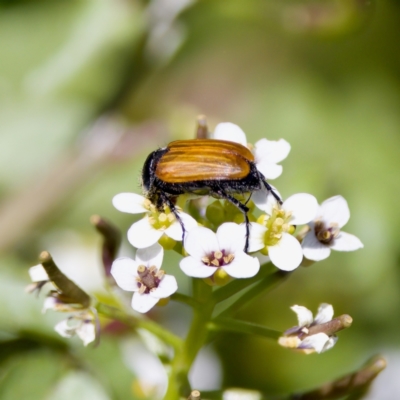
(261, 177, 283, 205)
(159, 193, 186, 244)
(211, 189, 250, 253)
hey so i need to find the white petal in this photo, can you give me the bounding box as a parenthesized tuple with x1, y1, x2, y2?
(180, 256, 217, 278)
(223, 252, 260, 278)
(318, 195, 350, 228)
(291, 305, 314, 327)
(132, 292, 159, 313)
(136, 243, 164, 269)
(128, 218, 163, 249)
(29, 264, 49, 282)
(184, 227, 219, 260)
(252, 186, 281, 213)
(165, 211, 198, 241)
(284, 193, 318, 225)
(314, 303, 334, 325)
(268, 233, 303, 271)
(112, 192, 148, 214)
(151, 275, 178, 298)
(216, 223, 246, 254)
(254, 138, 291, 164)
(331, 231, 364, 252)
(302, 231, 331, 261)
(255, 161, 283, 180)
(321, 336, 338, 352)
(299, 333, 330, 353)
(111, 257, 139, 291)
(76, 320, 96, 346)
(213, 122, 247, 146)
(247, 223, 267, 252)
(54, 319, 75, 338)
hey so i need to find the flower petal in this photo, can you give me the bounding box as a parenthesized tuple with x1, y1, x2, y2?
(321, 336, 338, 352)
(299, 333, 330, 353)
(29, 264, 49, 282)
(284, 193, 318, 225)
(184, 227, 219, 260)
(223, 251, 260, 278)
(318, 195, 350, 228)
(255, 161, 283, 180)
(132, 292, 159, 313)
(216, 223, 246, 254)
(76, 320, 96, 346)
(128, 218, 163, 249)
(111, 257, 139, 291)
(180, 256, 217, 278)
(213, 122, 247, 146)
(313, 303, 334, 325)
(302, 231, 331, 261)
(151, 275, 178, 298)
(291, 305, 314, 327)
(331, 231, 363, 252)
(252, 186, 281, 213)
(136, 243, 164, 269)
(54, 319, 75, 338)
(113, 192, 148, 214)
(246, 222, 267, 252)
(254, 138, 291, 164)
(165, 211, 198, 241)
(268, 233, 303, 271)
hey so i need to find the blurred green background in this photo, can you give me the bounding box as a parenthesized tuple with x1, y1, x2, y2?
(1, 0, 400, 398)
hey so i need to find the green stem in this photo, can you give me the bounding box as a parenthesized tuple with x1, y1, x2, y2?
(165, 279, 215, 400)
(216, 270, 289, 318)
(171, 292, 199, 308)
(212, 263, 272, 304)
(208, 317, 281, 340)
(95, 302, 182, 351)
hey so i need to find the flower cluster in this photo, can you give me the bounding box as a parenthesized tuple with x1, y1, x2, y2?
(110, 121, 363, 314)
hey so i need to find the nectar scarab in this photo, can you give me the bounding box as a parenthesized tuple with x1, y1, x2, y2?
(142, 139, 282, 252)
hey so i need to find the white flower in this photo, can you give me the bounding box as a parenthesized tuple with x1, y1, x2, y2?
(213, 122, 291, 179)
(111, 243, 177, 313)
(278, 303, 338, 354)
(54, 311, 96, 346)
(302, 195, 363, 261)
(113, 192, 197, 249)
(247, 193, 318, 271)
(180, 223, 260, 279)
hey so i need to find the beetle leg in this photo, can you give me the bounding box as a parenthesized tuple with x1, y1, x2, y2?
(211, 189, 251, 253)
(159, 193, 186, 243)
(261, 179, 283, 205)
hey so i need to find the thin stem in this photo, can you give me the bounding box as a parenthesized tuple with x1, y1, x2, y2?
(208, 318, 281, 340)
(171, 292, 199, 308)
(96, 302, 182, 351)
(212, 263, 272, 304)
(165, 279, 215, 400)
(216, 270, 289, 318)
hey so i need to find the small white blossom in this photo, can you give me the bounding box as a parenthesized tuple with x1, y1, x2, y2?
(54, 311, 96, 346)
(279, 303, 338, 354)
(111, 243, 177, 313)
(113, 192, 197, 249)
(247, 193, 318, 271)
(180, 223, 260, 279)
(302, 195, 363, 261)
(212, 122, 291, 179)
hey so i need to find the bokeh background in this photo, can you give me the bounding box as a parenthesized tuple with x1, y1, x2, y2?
(1, 0, 400, 399)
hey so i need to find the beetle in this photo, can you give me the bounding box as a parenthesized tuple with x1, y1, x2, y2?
(141, 139, 282, 252)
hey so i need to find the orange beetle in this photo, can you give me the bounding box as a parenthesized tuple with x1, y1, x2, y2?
(142, 139, 281, 252)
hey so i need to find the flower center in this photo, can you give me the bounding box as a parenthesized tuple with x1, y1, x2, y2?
(136, 265, 165, 294)
(201, 250, 235, 267)
(314, 220, 339, 245)
(258, 207, 294, 247)
(144, 200, 176, 231)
